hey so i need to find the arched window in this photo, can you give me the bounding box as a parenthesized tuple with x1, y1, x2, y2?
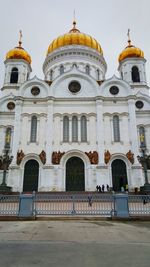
(132, 66, 140, 82)
(72, 116, 78, 142)
(10, 67, 18, 83)
(4, 127, 11, 150)
(97, 69, 100, 80)
(50, 70, 53, 80)
(30, 116, 37, 142)
(60, 65, 64, 75)
(121, 71, 123, 79)
(81, 116, 87, 142)
(63, 116, 69, 142)
(113, 115, 120, 142)
(85, 65, 90, 75)
(139, 126, 146, 147)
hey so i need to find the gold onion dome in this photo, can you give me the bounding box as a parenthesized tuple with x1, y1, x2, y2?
(118, 30, 144, 62)
(47, 21, 103, 55)
(6, 31, 31, 64)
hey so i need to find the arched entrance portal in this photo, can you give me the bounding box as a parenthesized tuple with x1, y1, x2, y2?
(66, 157, 85, 191)
(112, 159, 128, 191)
(23, 160, 39, 192)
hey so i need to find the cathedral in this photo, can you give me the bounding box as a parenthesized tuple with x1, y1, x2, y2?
(0, 21, 150, 192)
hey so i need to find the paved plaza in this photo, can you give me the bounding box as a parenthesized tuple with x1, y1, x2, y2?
(0, 219, 150, 266)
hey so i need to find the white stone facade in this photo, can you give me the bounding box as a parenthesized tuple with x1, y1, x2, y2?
(0, 33, 150, 193)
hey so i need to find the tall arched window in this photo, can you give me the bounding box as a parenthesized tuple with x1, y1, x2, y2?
(85, 65, 90, 75)
(60, 65, 64, 75)
(132, 66, 140, 82)
(139, 126, 146, 147)
(97, 69, 100, 80)
(63, 116, 69, 142)
(30, 116, 37, 142)
(72, 116, 78, 142)
(81, 116, 87, 142)
(50, 70, 53, 80)
(4, 127, 12, 150)
(10, 67, 18, 83)
(121, 71, 123, 79)
(113, 115, 120, 142)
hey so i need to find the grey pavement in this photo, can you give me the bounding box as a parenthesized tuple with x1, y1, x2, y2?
(0, 220, 150, 266)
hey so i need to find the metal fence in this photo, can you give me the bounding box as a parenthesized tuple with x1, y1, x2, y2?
(0, 193, 150, 217)
(128, 194, 150, 216)
(0, 194, 19, 215)
(34, 193, 114, 216)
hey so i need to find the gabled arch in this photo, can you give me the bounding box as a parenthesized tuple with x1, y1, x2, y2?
(19, 76, 49, 97)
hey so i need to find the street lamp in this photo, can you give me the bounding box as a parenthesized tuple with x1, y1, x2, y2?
(137, 134, 150, 192)
(0, 149, 13, 192)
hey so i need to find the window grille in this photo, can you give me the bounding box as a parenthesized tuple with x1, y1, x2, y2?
(72, 116, 78, 142)
(81, 116, 87, 142)
(63, 116, 69, 142)
(113, 115, 120, 142)
(30, 116, 37, 142)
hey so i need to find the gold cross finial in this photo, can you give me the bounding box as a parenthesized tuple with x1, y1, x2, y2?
(18, 30, 22, 47)
(127, 29, 131, 46)
(69, 11, 80, 33)
(73, 10, 76, 28)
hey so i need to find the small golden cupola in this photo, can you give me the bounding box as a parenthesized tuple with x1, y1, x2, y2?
(47, 20, 103, 55)
(6, 31, 31, 64)
(118, 29, 144, 62)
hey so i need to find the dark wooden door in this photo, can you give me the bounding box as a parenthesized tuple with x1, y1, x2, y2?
(112, 159, 128, 191)
(23, 160, 39, 192)
(66, 157, 85, 191)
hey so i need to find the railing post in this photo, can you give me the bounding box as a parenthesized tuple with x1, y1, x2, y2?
(71, 195, 76, 215)
(18, 192, 35, 218)
(113, 193, 129, 218)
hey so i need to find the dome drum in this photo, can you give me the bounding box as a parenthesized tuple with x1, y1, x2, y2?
(43, 46, 107, 82)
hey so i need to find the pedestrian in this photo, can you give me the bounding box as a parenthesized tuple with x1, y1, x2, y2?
(96, 185, 99, 192)
(98, 185, 101, 193)
(106, 184, 109, 192)
(143, 193, 148, 205)
(102, 184, 105, 193)
(121, 186, 124, 192)
(88, 195, 92, 207)
(125, 184, 128, 192)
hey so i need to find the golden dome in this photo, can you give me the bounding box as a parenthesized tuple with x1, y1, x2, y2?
(118, 31, 144, 62)
(47, 21, 103, 55)
(6, 31, 31, 64)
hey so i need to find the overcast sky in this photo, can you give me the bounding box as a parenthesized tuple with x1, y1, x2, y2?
(0, 0, 150, 88)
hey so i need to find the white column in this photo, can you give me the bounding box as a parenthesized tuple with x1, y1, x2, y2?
(128, 99, 139, 163)
(12, 99, 22, 164)
(96, 99, 104, 164)
(46, 100, 54, 164)
(4, 65, 9, 85)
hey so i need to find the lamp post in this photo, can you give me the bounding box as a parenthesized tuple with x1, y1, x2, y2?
(137, 134, 150, 192)
(0, 149, 13, 192)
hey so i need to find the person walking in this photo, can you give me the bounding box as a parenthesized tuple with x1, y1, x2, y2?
(106, 184, 109, 192)
(102, 184, 105, 193)
(88, 195, 92, 207)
